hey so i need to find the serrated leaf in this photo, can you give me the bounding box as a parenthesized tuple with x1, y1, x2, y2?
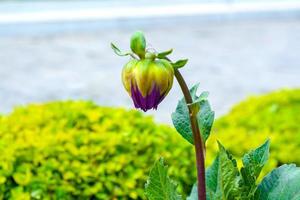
(172, 59, 188, 69)
(205, 155, 219, 200)
(203, 143, 248, 200)
(171, 84, 199, 144)
(145, 158, 181, 200)
(216, 142, 246, 200)
(171, 101, 194, 144)
(171, 84, 214, 145)
(192, 91, 209, 104)
(240, 139, 270, 197)
(192, 141, 271, 200)
(242, 139, 270, 179)
(192, 141, 270, 200)
(254, 164, 300, 200)
(198, 100, 215, 144)
(157, 49, 173, 59)
(111, 43, 132, 57)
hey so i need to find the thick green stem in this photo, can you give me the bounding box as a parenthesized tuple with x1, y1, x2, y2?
(174, 69, 206, 200)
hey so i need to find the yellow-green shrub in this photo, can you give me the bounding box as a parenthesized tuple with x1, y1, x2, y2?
(0, 101, 195, 200)
(206, 89, 300, 177)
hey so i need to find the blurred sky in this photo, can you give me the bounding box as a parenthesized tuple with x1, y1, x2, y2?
(0, 0, 299, 123)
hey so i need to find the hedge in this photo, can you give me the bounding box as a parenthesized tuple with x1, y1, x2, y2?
(0, 88, 299, 199)
(0, 101, 195, 200)
(206, 89, 300, 177)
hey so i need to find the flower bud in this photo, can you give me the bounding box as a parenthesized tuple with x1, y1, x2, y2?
(130, 31, 146, 59)
(122, 58, 174, 112)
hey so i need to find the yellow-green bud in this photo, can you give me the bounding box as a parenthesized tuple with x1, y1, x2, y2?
(122, 58, 174, 111)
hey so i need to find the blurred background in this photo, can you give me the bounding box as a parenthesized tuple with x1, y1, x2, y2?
(1, 0, 299, 123)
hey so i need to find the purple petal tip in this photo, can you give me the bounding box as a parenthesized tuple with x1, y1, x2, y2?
(130, 84, 166, 112)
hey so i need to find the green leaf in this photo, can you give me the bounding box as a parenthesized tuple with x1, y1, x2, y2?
(198, 100, 215, 144)
(172, 59, 188, 69)
(171, 84, 214, 145)
(171, 84, 198, 144)
(187, 91, 209, 113)
(240, 139, 270, 197)
(157, 49, 173, 59)
(205, 155, 219, 200)
(145, 158, 181, 200)
(204, 143, 247, 200)
(242, 139, 270, 179)
(187, 183, 197, 200)
(111, 43, 132, 57)
(254, 164, 300, 200)
(192, 91, 209, 104)
(216, 142, 246, 199)
(192, 141, 270, 200)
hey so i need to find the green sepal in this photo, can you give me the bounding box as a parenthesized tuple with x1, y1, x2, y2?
(130, 31, 146, 59)
(172, 59, 188, 69)
(145, 158, 181, 200)
(157, 49, 173, 59)
(111, 43, 134, 57)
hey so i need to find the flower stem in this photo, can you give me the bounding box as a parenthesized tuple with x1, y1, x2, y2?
(174, 69, 206, 200)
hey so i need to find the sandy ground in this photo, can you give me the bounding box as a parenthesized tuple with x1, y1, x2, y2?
(0, 17, 299, 123)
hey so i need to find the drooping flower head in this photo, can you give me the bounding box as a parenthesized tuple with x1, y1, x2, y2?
(112, 31, 180, 112)
(122, 57, 174, 111)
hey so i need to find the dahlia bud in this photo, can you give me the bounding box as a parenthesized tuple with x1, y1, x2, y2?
(122, 58, 174, 112)
(112, 31, 177, 111)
